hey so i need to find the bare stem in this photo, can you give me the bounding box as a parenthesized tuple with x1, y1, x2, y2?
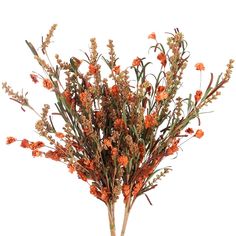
(108, 202, 116, 236)
(120, 200, 132, 236)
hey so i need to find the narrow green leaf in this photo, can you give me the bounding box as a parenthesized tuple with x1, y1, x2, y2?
(215, 72, 223, 86)
(187, 93, 192, 112)
(25, 40, 38, 56)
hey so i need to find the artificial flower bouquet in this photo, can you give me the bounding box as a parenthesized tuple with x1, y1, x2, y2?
(3, 25, 234, 236)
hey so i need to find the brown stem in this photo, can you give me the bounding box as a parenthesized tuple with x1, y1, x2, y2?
(108, 202, 116, 236)
(120, 200, 132, 236)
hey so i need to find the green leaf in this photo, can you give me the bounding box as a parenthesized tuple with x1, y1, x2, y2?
(187, 93, 192, 112)
(215, 72, 223, 86)
(25, 40, 38, 56)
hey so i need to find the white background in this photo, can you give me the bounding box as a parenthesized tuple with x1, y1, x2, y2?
(0, 0, 236, 235)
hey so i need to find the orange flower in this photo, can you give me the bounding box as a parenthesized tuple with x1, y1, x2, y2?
(114, 118, 126, 130)
(94, 111, 103, 119)
(132, 181, 143, 197)
(30, 141, 45, 150)
(63, 89, 76, 110)
(138, 143, 145, 162)
(156, 91, 168, 102)
(166, 145, 178, 156)
(157, 52, 167, 67)
(144, 113, 158, 129)
(89, 64, 98, 75)
(111, 147, 118, 157)
(122, 184, 130, 203)
(166, 140, 179, 156)
(45, 150, 61, 161)
(103, 138, 112, 148)
(81, 158, 95, 171)
(127, 93, 135, 102)
(118, 155, 129, 167)
(195, 129, 204, 139)
(90, 185, 101, 198)
(100, 187, 109, 203)
(194, 90, 202, 103)
(6, 137, 17, 144)
(79, 91, 88, 107)
(30, 74, 38, 83)
(148, 32, 156, 40)
(43, 78, 53, 89)
(112, 65, 120, 74)
(195, 63, 205, 71)
(32, 149, 42, 157)
(110, 85, 119, 96)
(63, 89, 72, 104)
(77, 171, 87, 181)
(185, 128, 194, 134)
(132, 57, 141, 67)
(20, 139, 30, 148)
(68, 164, 75, 173)
(55, 132, 65, 139)
(85, 159, 95, 171)
(90, 185, 97, 195)
(157, 86, 166, 93)
(122, 185, 130, 197)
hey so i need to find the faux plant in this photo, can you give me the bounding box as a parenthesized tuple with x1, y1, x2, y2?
(3, 25, 234, 236)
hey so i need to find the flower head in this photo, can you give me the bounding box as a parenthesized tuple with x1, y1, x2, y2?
(6, 137, 17, 144)
(194, 90, 202, 103)
(122, 184, 130, 203)
(185, 128, 194, 134)
(89, 64, 98, 74)
(55, 132, 65, 139)
(157, 52, 167, 67)
(100, 187, 109, 203)
(157, 86, 166, 93)
(103, 138, 112, 148)
(195, 63, 205, 71)
(144, 113, 158, 129)
(80, 91, 88, 107)
(111, 147, 118, 157)
(114, 118, 126, 130)
(156, 91, 168, 102)
(132, 57, 141, 67)
(148, 32, 156, 40)
(45, 150, 61, 161)
(68, 164, 75, 173)
(110, 85, 119, 96)
(90, 185, 100, 198)
(43, 79, 53, 90)
(166, 140, 179, 156)
(112, 65, 120, 75)
(30, 141, 45, 150)
(195, 129, 204, 139)
(118, 155, 129, 167)
(132, 181, 143, 197)
(30, 74, 39, 83)
(32, 149, 42, 157)
(21, 139, 30, 148)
